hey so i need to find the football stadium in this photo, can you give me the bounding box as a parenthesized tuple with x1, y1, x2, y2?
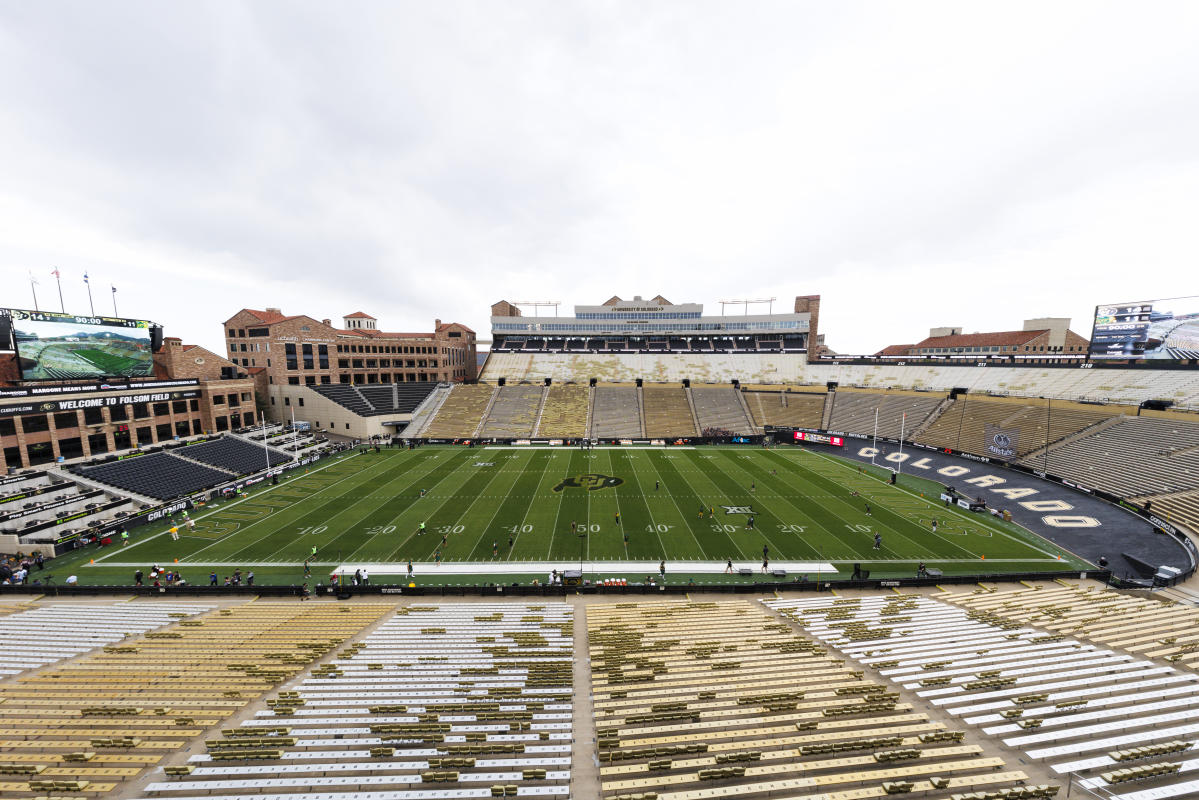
(2, 294, 1199, 800)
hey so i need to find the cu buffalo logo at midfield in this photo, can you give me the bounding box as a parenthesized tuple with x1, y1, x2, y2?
(552, 473, 624, 492)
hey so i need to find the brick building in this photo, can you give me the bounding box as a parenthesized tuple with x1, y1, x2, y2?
(223, 309, 476, 389)
(0, 339, 256, 472)
(876, 318, 1090, 358)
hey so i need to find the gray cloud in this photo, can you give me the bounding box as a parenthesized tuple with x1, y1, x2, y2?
(2, 1, 1197, 353)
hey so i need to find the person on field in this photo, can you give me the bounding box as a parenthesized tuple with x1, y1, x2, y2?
(726, 559, 733, 574)
(418, 522, 426, 536)
(492, 541, 498, 557)
(614, 512, 620, 525)
(169, 526, 179, 541)
(407, 560, 413, 579)
(931, 518, 938, 533)
(659, 560, 666, 579)
(873, 532, 882, 550)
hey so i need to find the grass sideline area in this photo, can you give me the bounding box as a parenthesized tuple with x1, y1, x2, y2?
(42, 445, 1091, 587)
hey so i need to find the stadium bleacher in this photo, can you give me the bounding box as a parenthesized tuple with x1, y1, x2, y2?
(690, 385, 755, 434)
(178, 437, 291, 475)
(479, 384, 543, 438)
(311, 383, 438, 417)
(534, 384, 588, 438)
(641, 385, 698, 438)
(1018, 415, 1199, 497)
(421, 383, 495, 438)
(73, 452, 235, 500)
(744, 387, 826, 430)
(764, 592, 1199, 800)
(592, 599, 1031, 799)
(828, 390, 945, 440)
(590, 385, 642, 438)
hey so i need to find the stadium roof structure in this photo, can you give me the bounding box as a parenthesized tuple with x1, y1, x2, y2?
(912, 329, 1048, 349)
(875, 343, 916, 356)
(238, 308, 294, 324)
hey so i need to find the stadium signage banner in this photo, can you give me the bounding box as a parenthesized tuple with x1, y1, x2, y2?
(794, 431, 844, 446)
(0, 379, 198, 399)
(0, 390, 200, 417)
(984, 425, 1018, 459)
(0, 489, 105, 523)
(0, 470, 48, 486)
(0, 480, 73, 507)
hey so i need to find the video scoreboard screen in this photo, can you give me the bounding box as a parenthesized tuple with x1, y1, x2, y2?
(1090, 296, 1199, 360)
(794, 430, 844, 446)
(6, 309, 156, 381)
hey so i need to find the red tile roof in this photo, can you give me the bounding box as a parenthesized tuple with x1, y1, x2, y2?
(243, 309, 290, 324)
(875, 344, 914, 356)
(911, 330, 1046, 349)
(344, 311, 376, 319)
(436, 322, 475, 334)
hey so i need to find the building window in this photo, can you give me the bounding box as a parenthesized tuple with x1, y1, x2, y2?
(87, 432, 109, 455)
(54, 412, 78, 429)
(156, 423, 173, 440)
(190, 398, 199, 412)
(109, 404, 129, 422)
(288, 377, 300, 385)
(83, 406, 104, 425)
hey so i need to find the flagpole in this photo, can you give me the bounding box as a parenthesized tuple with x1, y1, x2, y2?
(111, 286, 118, 317)
(29, 272, 39, 311)
(84, 273, 94, 316)
(52, 269, 64, 312)
(871, 407, 878, 466)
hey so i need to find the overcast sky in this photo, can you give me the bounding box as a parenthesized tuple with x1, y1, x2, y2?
(2, 1, 1198, 356)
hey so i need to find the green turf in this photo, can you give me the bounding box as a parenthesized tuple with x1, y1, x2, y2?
(73, 347, 144, 373)
(47, 446, 1091, 586)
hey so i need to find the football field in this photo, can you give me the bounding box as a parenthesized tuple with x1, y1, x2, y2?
(68, 445, 1091, 585)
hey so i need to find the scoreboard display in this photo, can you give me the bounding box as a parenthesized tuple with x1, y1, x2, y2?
(794, 430, 844, 446)
(1090, 296, 1199, 360)
(5, 309, 157, 381)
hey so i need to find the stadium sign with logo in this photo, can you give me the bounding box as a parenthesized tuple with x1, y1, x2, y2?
(984, 425, 1018, 459)
(0, 390, 201, 417)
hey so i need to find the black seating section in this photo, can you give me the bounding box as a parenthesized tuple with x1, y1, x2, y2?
(179, 437, 290, 475)
(313, 383, 437, 417)
(74, 452, 232, 501)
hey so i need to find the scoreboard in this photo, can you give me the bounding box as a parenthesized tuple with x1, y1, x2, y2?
(1090, 296, 1199, 360)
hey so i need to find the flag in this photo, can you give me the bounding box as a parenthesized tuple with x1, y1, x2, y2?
(111, 285, 117, 294)
(28, 270, 38, 285)
(51, 268, 59, 278)
(83, 272, 89, 284)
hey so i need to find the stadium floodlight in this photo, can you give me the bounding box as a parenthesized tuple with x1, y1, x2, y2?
(511, 301, 562, 317)
(719, 298, 777, 315)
